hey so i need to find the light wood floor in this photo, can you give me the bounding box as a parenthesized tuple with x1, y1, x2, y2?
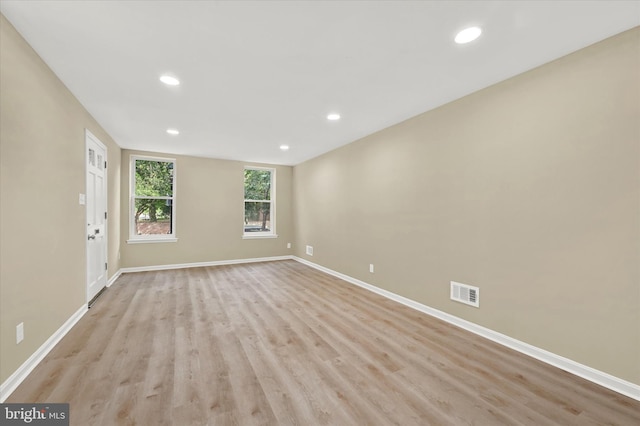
(7, 260, 640, 425)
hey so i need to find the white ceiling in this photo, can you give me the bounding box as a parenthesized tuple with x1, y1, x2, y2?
(2, 1, 638, 166)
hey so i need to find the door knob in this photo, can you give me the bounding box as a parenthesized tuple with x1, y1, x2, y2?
(88, 234, 96, 240)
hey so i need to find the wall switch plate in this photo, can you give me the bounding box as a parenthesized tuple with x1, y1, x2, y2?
(369, 264, 374, 273)
(16, 322, 24, 344)
(79, 193, 86, 205)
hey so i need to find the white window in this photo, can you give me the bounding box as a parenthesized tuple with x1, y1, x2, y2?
(128, 156, 176, 243)
(244, 167, 276, 238)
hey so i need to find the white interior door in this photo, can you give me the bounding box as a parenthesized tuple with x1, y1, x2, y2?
(86, 130, 107, 303)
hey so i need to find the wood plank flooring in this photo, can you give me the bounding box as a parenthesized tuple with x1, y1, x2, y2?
(6, 260, 640, 425)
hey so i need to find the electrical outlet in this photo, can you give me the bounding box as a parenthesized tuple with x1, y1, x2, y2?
(369, 264, 374, 273)
(287, 242, 291, 249)
(16, 322, 24, 344)
(306, 245, 314, 256)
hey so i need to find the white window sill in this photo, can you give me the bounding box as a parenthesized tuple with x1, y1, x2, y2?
(127, 237, 178, 244)
(243, 234, 278, 240)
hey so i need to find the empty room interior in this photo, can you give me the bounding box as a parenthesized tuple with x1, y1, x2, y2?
(1, 1, 639, 425)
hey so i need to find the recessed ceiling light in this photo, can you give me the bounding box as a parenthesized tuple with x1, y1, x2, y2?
(160, 75, 180, 86)
(455, 26, 482, 44)
(327, 113, 341, 121)
(166, 128, 180, 135)
(280, 145, 290, 151)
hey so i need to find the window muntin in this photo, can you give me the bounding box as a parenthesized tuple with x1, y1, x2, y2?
(129, 156, 176, 242)
(244, 167, 275, 237)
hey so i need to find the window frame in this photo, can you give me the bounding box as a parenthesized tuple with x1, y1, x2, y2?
(243, 166, 277, 239)
(127, 155, 177, 244)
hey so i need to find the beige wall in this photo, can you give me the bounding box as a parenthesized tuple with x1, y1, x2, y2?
(0, 15, 122, 384)
(120, 150, 293, 268)
(293, 28, 640, 383)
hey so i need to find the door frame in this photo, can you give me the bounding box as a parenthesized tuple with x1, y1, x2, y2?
(85, 129, 108, 304)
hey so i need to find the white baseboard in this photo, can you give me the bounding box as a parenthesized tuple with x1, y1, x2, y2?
(0, 305, 88, 402)
(107, 269, 122, 287)
(292, 256, 640, 402)
(118, 255, 293, 274)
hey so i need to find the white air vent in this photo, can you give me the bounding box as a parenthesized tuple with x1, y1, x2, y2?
(450, 281, 479, 308)
(306, 245, 314, 256)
